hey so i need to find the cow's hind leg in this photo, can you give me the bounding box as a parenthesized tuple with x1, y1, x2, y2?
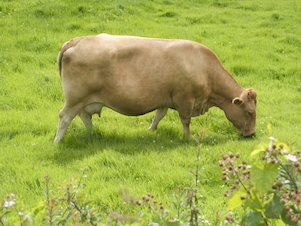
(78, 110, 92, 129)
(54, 104, 82, 143)
(78, 103, 103, 129)
(149, 108, 168, 131)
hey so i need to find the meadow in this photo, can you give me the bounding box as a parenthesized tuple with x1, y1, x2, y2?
(0, 0, 300, 223)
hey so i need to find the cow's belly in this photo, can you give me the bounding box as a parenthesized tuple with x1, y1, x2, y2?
(89, 89, 171, 116)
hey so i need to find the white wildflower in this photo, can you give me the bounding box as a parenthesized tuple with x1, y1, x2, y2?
(269, 136, 276, 142)
(203, 219, 210, 224)
(286, 154, 297, 162)
(284, 180, 290, 184)
(3, 200, 15, 208)
(269, 136, 276, 148)
(247, 165, 252, 169)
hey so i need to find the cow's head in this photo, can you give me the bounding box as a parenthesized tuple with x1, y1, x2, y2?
(225, 88, 257, 137)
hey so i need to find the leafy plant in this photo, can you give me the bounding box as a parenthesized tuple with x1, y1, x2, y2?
(221, 136, 301, 225)
(36, 168, 102, 225)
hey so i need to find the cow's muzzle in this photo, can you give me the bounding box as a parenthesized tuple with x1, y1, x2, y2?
(241, 130, 256, 138)
(243, 133, 256, 138)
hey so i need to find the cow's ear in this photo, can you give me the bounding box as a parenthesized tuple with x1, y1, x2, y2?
(247, 89, 257, 100)
(232, 97, 244, 106)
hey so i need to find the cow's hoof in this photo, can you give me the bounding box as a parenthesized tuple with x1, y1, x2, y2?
(148, 127, 157, 132)
(53, 137, 61, 143)
(182, 134, 191, 140)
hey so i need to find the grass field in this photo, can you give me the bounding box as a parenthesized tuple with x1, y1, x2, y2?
(0, 0, 300, 223)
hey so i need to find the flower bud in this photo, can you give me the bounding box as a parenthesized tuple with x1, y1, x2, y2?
(291, 215, 298, 224)
(231, 186, 237, 191)
(219, 161, 224, 167)
(240, 196, 246, 200)
(280, 198, 286, 204)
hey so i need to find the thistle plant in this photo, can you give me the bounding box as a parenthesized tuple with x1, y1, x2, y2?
(118, 189, 170, 225)
(219, 152, 251, 198)
(42, 168, 102, 226)
(221, 136, 301, 225)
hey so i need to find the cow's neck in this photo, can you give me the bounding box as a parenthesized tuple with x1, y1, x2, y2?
(209, 70, 243, 111)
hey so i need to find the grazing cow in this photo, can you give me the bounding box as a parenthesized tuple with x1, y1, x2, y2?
(54, 34, 257, 142)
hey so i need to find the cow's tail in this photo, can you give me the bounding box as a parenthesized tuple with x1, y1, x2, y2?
(57, 37, 82, 77)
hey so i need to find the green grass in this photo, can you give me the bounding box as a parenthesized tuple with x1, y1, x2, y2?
(0, 0, 300, 221)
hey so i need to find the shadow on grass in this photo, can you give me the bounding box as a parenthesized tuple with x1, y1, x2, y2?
(51, 124, 247, 165)
(52, 127, 195, 165)
(58, 127, 241, 150)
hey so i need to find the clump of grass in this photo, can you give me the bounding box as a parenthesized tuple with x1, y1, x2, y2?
(160, 11, 177, 18)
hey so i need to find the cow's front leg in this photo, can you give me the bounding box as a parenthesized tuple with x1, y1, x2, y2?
(149, 108, 168, 131)
(176, 100, 193, 138)
(180, 116, 191, 138)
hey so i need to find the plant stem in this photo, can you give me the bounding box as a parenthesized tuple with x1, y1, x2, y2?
(236, 174, 250, 195)
(277, 157, 298, 190)
(45, 176, 54, 226)
(230, 161, 250, 196)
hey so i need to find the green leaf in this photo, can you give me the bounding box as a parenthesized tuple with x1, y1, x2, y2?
(295, 173, 301, 188)
(278, 142, 290, 152)
(32, 201, 45, 216)
(244, 191, 263, 211)
(251, 146, 265, 158)
(265, 194, 283, 219)
(241, 211, 264, 226)
(251, 164, 278, 194)
(21, 213, 34, 226)
(227, 190, 247, 211)
(273, 219, 287, 226)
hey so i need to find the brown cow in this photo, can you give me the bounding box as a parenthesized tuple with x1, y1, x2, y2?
(54, 34, 256, 142)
